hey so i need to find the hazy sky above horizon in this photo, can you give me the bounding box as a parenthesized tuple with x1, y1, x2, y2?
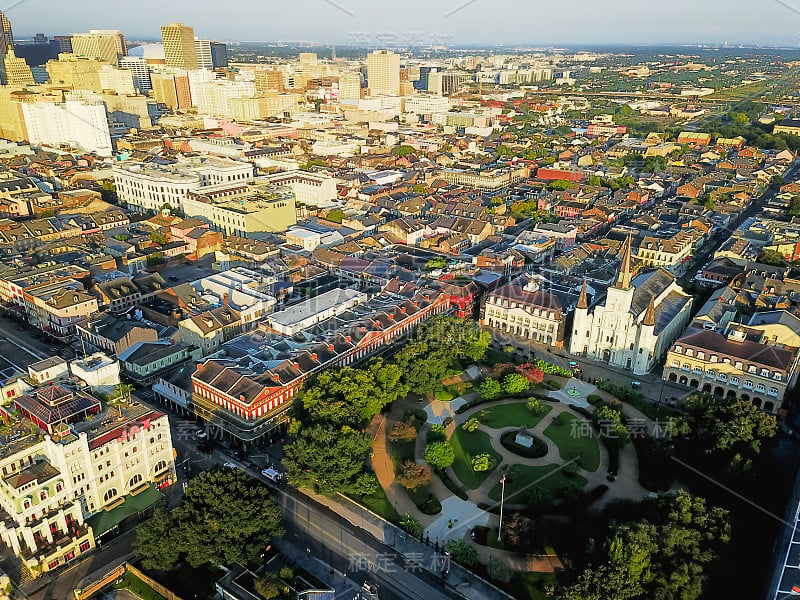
(5, 0, 800, 46)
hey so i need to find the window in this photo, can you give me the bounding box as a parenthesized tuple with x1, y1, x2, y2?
(102, 489, 118, 503)
(56, 483, 63, 493)
(48, 560, 59, 570)
(154, 460, 167, 473)
(730, 377, 740, 386)
(39, 490, 47, 502)
(128, 474, 143, 489)
(79, 541, 90, 552)
(755, 384, 766, 393)
(23, 498, 31, 510)
(768, 387, 779, 397)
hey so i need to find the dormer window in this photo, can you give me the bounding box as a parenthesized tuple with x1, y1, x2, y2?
(39, 490, 47, 502)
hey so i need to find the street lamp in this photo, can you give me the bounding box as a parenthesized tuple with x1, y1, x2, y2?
(498, 474, 507, 542)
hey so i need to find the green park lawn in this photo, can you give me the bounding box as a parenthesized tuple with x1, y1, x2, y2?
(543, 412, 601, 472)
(509, 572, 558, 600)
(450, 428, 503, 490)
(475, 402, 553, 429)
(487, 463, 587, 502)
(358, 486, 401, 523)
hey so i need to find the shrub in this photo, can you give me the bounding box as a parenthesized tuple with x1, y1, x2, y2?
(419, 495, 442, 515)
(279, 567, 294, 580)
(434, 388, 455, 402)
(587, 394, 604, 406)
(516, 363, 545, 384)
(403, 408, 428, 424)
(389, 421, 417, 443)
(396, 460, 432, 490)
(479, 378, 503, 400)
(462, 418, 480, 433)
(502, 373, 531, 394)
(436, 468, 469, 500)
(487, 557, 512, 583)
(532, 358, 573, 377)
(526, 398, 546, 415)
(444, 540, 478, 566)
(428, 423, 447, 442)
(399, 513, 423, 538)
(471, 453, 494, 472)
(425, 441, 455, 469)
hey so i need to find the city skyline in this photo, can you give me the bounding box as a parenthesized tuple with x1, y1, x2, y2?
(4, 0, 800, 47)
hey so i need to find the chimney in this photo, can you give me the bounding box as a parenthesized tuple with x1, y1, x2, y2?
(345, 336, 352, 343)
(239, 395, 245, 402)
(197, 363, 204, 371)
(412, 300, 419, 307)
(223, 293, 230, 306)
(400, 306, 406, 314)
(311, 353, 318, 361)
(328, 344, 335, 352)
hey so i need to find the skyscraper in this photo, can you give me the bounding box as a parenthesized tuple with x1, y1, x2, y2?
(367, 50, 400, 96)
(0, 10, 14, 85)
(338, 71, 362, 102)
(210, 42, 228, 69)
(161, 23, 197, 69)
(71, 31, 125, 65)
(4, 47, 35, 85)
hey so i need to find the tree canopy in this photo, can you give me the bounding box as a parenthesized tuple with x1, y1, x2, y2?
(134, 468, 283, 570)
(283, 424, 373, 495)
(553, 491, 730, 600)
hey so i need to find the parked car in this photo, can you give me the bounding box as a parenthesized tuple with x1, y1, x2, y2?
(223, 462, 238, 469)
(261, 468, 285, 484)
(195, 429, 208, 440)
(631, 381, 641, 389)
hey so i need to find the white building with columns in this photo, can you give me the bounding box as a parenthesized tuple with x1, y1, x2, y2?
(569, 237, 693, 375)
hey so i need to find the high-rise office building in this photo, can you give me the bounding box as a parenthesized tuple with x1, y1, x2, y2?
(195, 39, 213, 70)
(119, 56, 151, 92)
(4, 47, 34, 85)
(367, 50, 400, 96)
(255, 69, 285, 94)
(71, 30, 125, 64)
(161, 22, 197, 69)
(0, 10, 14, 85)
(210, 42, 228, 69)
(338, 71, 362, 102)
(52, 36, 73, 54)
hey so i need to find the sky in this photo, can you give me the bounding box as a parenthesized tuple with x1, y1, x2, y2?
(5, 0, 800, 47)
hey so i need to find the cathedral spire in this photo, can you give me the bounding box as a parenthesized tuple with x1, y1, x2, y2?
(577, 280, 588, 310)
(643, 295, 656, 327)
(614, 235, 634, 290)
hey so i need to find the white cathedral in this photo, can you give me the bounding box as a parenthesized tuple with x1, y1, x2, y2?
(569, 237, 694, 375)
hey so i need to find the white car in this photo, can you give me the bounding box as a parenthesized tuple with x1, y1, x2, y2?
(223, 462, 237, 469)
(261, 468, 285, 483)
(195, 429, 207, 440)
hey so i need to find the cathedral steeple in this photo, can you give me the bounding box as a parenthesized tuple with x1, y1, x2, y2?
(614, 236, 634, 290)
(577, 280, 588, 310)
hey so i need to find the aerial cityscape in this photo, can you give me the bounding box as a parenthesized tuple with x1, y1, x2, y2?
(0, 3, 799, 600)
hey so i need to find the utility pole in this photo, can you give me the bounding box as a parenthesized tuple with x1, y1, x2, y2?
(498, 474, 507, 541)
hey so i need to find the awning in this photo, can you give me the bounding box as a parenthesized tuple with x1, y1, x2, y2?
(87, 484, 164, 537)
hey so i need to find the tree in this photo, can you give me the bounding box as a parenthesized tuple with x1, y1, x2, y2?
(471, 453, 493, 472)
(479, 378, 503, 400)
(325, 209, 345, 224)
(487, 558, 512, 583)
(149, 230, 168, 245)
(393, 145, 416, 158)
(424, 441, 455, 469)
(502, 373, 530, 395)
(394, 317, 489, 395)
(526, 398, 545, 416)
(396, 460, 431, 490)
(254, 573, 289, 600)
(134, 507, 180, 571)
(424, 256, 447, 272)
(444, 540, 478, 566)
(674, 394, 777, 457)
(284, 425, 372, 495)
(549, 179, 574, 191)
(301, 360, 408, 428)
(517, 363, 545, 384)
(733, 112, 751, 125)
(110, 382, 135, 404)
(134, 469, 283, 570)
(462, 417, 480, 433)
(389, 421, 418, 443)
(503, 512, 535, 552)
(757, 249, 786, 266)
(595, 405, 629, 445)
